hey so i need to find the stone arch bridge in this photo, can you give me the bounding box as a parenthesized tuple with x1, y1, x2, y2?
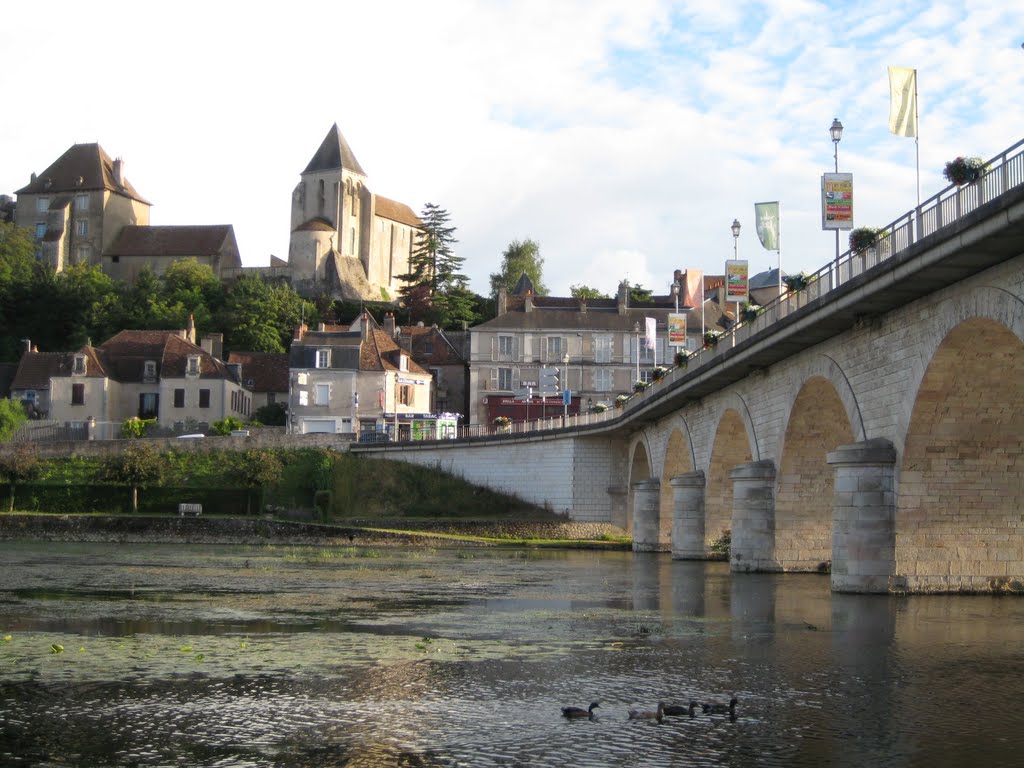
(358, 151, 1024, 595)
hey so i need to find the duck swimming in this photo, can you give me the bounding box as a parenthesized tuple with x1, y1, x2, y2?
(628, 703, 666, 723)
(562, 701, 600, 720)
(663, 701, 699, 717)
(702, 697, 738, 718)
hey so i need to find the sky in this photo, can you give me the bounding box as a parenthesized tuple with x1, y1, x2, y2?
(2, 1, 1022, 299)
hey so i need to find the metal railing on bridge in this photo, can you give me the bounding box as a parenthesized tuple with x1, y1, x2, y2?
(409, 136, 1024, 443)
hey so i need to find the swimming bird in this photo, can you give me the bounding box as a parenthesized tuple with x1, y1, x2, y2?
(628, 702, 666, 722)
(663, 701, 699, 717)
(562, 702, 600, 720)
(702, 697, 738, 718)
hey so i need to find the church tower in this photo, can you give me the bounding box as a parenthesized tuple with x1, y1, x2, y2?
(288, 124, 421, 301)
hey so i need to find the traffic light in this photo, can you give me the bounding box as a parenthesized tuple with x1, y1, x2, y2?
(540, 366, 560, 395)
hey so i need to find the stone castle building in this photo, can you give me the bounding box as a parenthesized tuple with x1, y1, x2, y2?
(287, 124, 422, 301)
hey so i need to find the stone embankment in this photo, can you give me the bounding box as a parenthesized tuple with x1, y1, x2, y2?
(0, 515, 629, 548)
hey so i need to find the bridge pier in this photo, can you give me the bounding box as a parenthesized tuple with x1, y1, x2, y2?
(607, 485, 629, 531)
(632, 479, 667, 552)
(670, 472, 706, 559)
(828, 439, 898, 594)
(730, 460, 779, 572)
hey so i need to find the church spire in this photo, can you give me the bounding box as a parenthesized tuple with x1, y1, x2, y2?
(301, 123, 367, 176)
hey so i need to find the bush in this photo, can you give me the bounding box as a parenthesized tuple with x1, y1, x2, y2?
(710, 529, 731, 558)
(120, 417, 156, 439)
(212, 416, 244, 436)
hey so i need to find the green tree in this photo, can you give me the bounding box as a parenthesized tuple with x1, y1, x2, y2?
(102, 443, 164, 514)
(0, 223, 49, 361)
(218, 275, 315, 353)
(0, 399, 28, 442)
(570, 284, 609, 299)
(489, 239, 548, 297)
(0, 443, 40, 512)
(233, 449, 284, 515)
(397, 204, 472, 328)
(252, 402, 287, 426)
(629, 283, 654, 303)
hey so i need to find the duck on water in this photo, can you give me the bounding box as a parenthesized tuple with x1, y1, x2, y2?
(561, 702, 600, 720)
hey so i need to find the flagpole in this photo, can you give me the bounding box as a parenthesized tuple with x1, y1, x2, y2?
(914, 69, 920, 207)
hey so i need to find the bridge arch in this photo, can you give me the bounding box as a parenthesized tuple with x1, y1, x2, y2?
(773, 365, 858, 572)
(705, 393, 757, 554)
(897, 287, 1024, 591)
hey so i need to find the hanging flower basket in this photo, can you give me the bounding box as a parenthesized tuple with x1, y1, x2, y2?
(614, 394, 630, 408)
(782, 272, 811, 292)
(493, 416, 511, 430)
(633, 380, 650, 393)
(740, 302, 761, 322)
(703, 330, 722, 348)
(651, 366, 668, 381)
(943, 156, 985, 186)
(591, 402, 608, 413)
(848, 227, 881, 254)
(674, 350, 689, 368)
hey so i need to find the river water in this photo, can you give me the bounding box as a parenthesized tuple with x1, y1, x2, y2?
(1, 541, 1023, 767)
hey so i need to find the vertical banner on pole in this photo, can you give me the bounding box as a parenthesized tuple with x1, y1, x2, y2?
(724, 260, 749, 304)
(668, 313, 687, 348)
(821, 173, 854, 230)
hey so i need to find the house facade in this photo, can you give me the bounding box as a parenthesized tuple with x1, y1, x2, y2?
(14, 143, 151, 272)
(287, 317, 433, 437)
(104, 226, 242, 281)
(287, 124, 422, 301)
(468, 275, 726, 426)
(15, 323, 250, 430)
(226, 350, 289, 413)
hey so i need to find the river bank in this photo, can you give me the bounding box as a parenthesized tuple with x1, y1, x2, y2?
(0, 513, 631, 549)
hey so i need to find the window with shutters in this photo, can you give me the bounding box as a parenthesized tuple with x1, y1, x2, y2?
(594, 335, 612, 363)
(73, 354, 87, 375)
(593, 368, 613, 392)
(546, 336, 563, 362)
(199, 389, 210, 408)
(173, 389, 185, 408)
(498, 335, 515, 360)
(498, 367, 513, 391)
(315, 383, 330, 406)
(316, 349, 329, 368)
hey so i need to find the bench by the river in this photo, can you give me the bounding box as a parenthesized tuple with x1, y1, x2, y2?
(178, 503, 202, 517)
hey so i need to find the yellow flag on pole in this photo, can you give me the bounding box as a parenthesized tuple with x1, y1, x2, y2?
(888, 67, 917, 137)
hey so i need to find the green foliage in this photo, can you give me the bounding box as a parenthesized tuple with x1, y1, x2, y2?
(848, 227, 881, 253)
(628, 284, 653, 303)
(0, 444, 41, 511)
(212, 416, 244, 436)
(102, 443, 164, 488)
(120, 417, 156, 439)
(0, 399, 28, 442)
(219, 274, 315, 354)
(710, 529, 731, 558)
(570, 284, 609, 299)
(232, 449, 284, 489)
(252, 402, 287, 426)
(489, 239, 548, 297)
(943, 156, 985, 186)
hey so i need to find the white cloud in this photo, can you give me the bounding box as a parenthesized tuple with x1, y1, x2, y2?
(2, 0, 1021, 298)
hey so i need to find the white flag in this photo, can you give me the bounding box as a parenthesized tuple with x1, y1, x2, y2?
(888, 66, 917, 138)
(644, 317, 656, 350)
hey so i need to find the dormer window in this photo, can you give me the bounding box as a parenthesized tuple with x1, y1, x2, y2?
(187, 355, 201, 376)
(143, 360, 157, 381)
(316, 349, 330, 368)
(73, 354, 87, 375)
(398, 354, 409, 372)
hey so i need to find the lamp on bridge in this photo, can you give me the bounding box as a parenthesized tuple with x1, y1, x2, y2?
(830, 117, 844, 263)
(670, 278, 680, 313)
(731, 219, 741, 345)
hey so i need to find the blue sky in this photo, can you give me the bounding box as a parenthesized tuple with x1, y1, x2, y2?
(2, 1, 1021, 298)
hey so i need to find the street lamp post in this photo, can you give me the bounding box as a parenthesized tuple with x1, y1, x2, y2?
(633, 321, 640, 385)
(731, 219, 741, 345)
(671, 279, 680, 313)
(830, 117, 844, 264)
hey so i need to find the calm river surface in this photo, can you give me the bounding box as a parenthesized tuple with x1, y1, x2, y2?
(1, 541, 1023, 767)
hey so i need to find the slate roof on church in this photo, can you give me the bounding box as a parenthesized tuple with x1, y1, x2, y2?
(374, 196, 421, 228)
(15, 142, 150, 204)
(106, 225, 237, 257)
(302, 123, 367, 176)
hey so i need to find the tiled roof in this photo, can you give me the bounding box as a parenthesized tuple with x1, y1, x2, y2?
(106, 225, 236, 257)
(15, 142, 150, 204)
(361, 328, 430, 375)
(302, 124, 367, 177)
(227, 352, 289, 392)
(397, 326, 466, 365)
(374, 196, 421, 228)
(11, 352, 63, 390)
(293, 217, 336, 232)
(94, 330, 234, 382)
(475, 308, 683, 333)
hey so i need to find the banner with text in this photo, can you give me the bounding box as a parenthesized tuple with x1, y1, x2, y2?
(725, 260, 749, 303)
(821, 173, 854, 230)
(668, 313, 687, 348)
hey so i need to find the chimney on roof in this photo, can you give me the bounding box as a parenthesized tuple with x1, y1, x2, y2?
(524, 295, 533, 312)
(497, 285, 507, 315)
(617, 280, 630, 315)
(113, 158, 124, 186)
(360, 312, 370, 341)
(318, 322, 326, 332)
(22, 338, 32, 353)
(185, 314, 197, 345)
(384, 312, 396, 338)
(294, 323, 307, 341)
(30, 172, 36, 184)
(228, 363, 242, 383)
(200, 333, 224, 360)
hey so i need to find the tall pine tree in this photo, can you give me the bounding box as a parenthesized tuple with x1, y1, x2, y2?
(398, 203, 475, 328)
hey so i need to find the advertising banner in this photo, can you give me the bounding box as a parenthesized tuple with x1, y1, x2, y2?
(755, 202, 780, 250)
(725, 260, 749, 303)
(822, 173, 854, 230)
(668, 313, 687, 348)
